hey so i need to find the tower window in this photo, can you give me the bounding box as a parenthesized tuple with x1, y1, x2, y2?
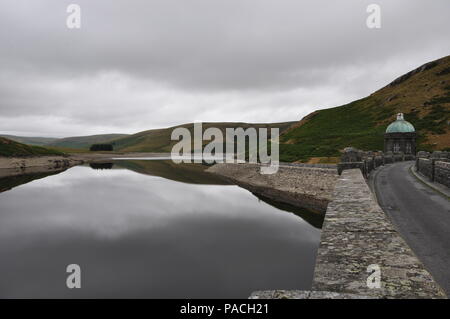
(393, 143, 400, 153)
(406, 143, 411, 154)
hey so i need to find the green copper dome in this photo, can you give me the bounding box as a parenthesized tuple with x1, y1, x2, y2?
(386, 113, 415, 133)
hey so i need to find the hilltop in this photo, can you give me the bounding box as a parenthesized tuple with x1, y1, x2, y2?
(47, 134, 129, 149)
(111, 122, 295, 153)
(279, 55, 450, 162)
(0, 135, 58, 146)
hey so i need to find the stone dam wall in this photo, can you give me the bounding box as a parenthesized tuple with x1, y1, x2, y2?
(337, 148, 450, 190)
(251, 168, 446, 299)
(338, 148, 415, 178)
(206, 163, 339, 212)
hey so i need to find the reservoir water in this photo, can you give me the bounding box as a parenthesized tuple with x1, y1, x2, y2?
(0, 160, 322, 298)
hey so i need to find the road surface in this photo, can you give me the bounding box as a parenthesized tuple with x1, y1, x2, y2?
(371, 161, 450, 296)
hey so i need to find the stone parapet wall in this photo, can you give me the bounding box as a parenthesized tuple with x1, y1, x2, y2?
(416, 158, 450, 188)
(338, 147, 416, 178)
(417, 151, 450, 160)
(338, 148, 447, 180)
(417, 158, 433, 179)
(434, 161, 450, 188)
(279, 162, 337, 170)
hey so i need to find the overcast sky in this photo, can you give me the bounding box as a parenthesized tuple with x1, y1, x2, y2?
(0, 0, 449, 137)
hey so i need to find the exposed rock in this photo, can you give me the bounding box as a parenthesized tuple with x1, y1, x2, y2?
(387, 94, 399, 102)
(0, 156, 84, 178)
(387, 61, 439, 87)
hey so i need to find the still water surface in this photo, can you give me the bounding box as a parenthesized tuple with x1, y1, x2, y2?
(0, 161, 321, 298)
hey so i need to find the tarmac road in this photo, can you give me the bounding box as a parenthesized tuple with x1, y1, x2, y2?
(371, 161, 450, 296)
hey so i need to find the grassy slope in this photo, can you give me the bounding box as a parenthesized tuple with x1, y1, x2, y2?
(0, 137, 65, 157)
(280, 55, 450, 162)
(0, 135, 58, 146)
(112, 122, 295, 152)
(48, 134, 129, 149)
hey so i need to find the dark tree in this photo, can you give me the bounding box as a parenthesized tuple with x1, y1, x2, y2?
(89, 144, 113, 151)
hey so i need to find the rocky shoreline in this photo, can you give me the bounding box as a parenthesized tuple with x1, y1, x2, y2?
(0, 156, 84, 178)
(207, 163, 339, 212)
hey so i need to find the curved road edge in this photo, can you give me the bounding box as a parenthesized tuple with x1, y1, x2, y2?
(370, 161, 450, 296)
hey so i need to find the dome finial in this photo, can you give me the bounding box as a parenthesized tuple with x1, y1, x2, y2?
(386, 113, 415, 133)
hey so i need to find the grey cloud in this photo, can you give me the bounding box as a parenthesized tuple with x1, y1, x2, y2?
(0, 0, 449, 136)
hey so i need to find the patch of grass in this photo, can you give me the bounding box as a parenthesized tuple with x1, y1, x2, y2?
(437, 66, 450, 76)
(424, 94, 450, 106)
(405, 105, 449, 135)
(279, 97, 386, 161)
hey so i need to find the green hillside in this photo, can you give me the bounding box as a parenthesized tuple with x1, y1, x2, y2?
(112, 122, 295, 153)
(0, 135, 58, 146)
(1, 133, 130, 150)
(0, 137, 65, 157)
(279, 55, 450, 162)
(48, 134, 129, 149)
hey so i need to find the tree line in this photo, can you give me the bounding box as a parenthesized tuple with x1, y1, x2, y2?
(89, 144, 114, 151)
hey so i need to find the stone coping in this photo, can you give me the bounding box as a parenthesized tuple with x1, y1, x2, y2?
(410, 166, 450, 199)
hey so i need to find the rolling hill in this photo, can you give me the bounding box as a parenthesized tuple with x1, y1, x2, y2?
(279, 55, 450, 162)
(0, 135, 58, 146)
(111, 122, 295, 153)
(47, 134, 129, 149)
(0, 133, 130, 151)
(0, 137, 65, 157)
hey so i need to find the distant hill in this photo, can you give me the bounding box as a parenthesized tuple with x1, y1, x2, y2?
(111, 122, 295, 153)
(0, 135, 58, 146)
(1, 133, 130, 150)
(279, 55, 450, 162)
(47, 134, 129, 149)
(0, 137, 64, 157)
